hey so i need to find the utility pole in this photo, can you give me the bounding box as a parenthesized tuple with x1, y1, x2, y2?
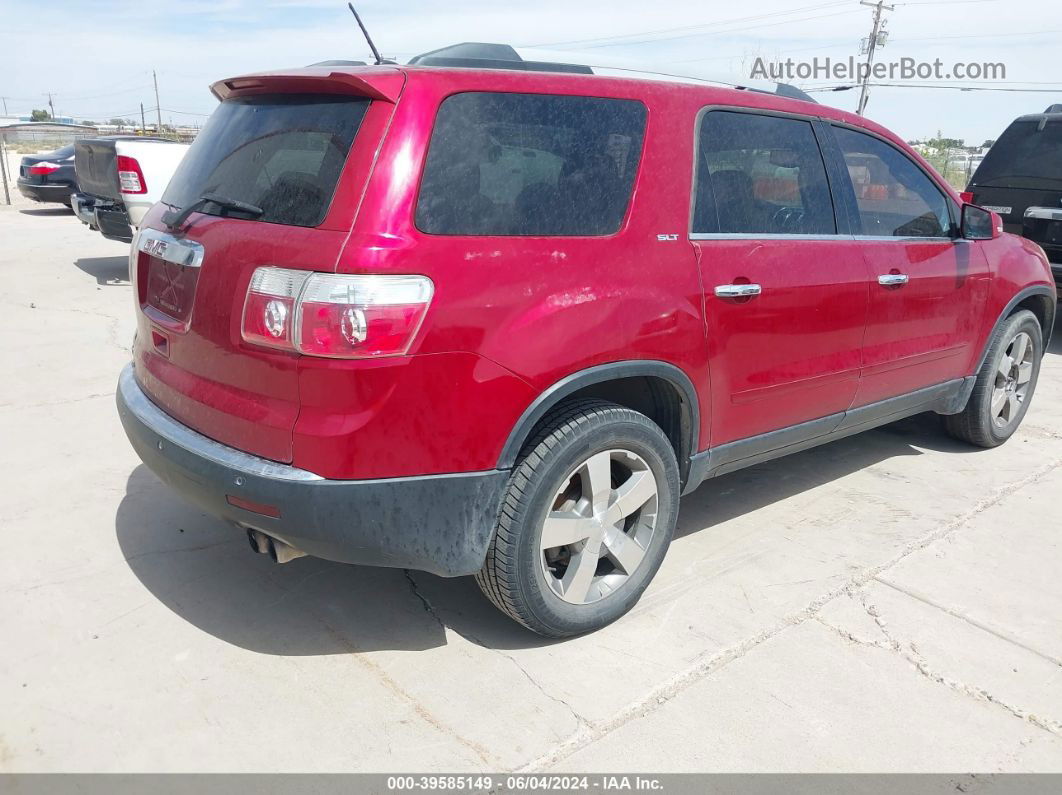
(856, 0, 894, 117)
(1, 97, 7, 115)
(153, 70, 162, 133)
(45, 92, 56, 119)
(0, 132, 11, 205)
(141, 102, 147, 135)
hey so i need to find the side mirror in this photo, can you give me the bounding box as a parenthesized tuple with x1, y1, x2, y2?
(961, 203, 1001, 240)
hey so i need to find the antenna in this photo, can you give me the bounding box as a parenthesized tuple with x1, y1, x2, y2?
(347, 3, 384, 65)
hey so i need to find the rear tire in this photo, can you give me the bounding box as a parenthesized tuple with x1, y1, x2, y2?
(944, 309, 1042, 448)
(476, 400, 679, 638)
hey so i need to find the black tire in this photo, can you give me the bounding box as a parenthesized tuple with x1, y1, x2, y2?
(476, 399, 680, 638)
(944, 309, 1043, 448)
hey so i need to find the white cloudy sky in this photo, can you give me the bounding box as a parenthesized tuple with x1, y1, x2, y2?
(2, 0, 1059, 144)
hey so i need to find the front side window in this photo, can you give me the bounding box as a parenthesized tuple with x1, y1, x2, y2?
(415, 92, 647, 236)
(834, 127, 953, 238)
(692, 111, 836, 235)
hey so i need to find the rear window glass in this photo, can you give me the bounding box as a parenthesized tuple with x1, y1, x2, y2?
(162, 94, 370, 227)
(415, 92, 647, 236)
(972, 119, 1062, 187)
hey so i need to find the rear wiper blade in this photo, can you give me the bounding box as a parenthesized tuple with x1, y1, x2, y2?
(162, 192, 263, 231)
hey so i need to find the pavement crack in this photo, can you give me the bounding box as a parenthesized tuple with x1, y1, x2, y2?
(497, 649, 593, 734)
(519, 455, 1062, 772)
(403, 569, 446, 628)
(873, 575, 1062, 667)
(402, 571, 592, 733)
(813, 615, 892, 651)
(855, 593, 1062, 736)
(309, 611, 503, 769)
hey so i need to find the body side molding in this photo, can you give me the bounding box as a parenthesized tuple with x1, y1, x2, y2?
(683, 378, 969, 494)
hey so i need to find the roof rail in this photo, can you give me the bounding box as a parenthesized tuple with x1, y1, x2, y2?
(409, 43, 592, 75)
(406, 42, 816, 103)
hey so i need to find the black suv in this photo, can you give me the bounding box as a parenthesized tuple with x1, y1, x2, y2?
(967, 105, 1062, 291)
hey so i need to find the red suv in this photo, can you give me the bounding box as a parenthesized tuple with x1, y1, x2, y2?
(117, 62, 1056, 637)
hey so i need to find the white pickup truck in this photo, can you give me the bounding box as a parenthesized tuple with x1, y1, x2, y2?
(72, 137, 189, 242)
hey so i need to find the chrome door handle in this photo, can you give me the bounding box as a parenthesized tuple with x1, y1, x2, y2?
(878, 273, 909, 286)
(714, 283, 762, 298)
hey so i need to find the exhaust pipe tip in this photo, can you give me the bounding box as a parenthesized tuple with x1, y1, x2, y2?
(247, 528, 271, 555)
(246, 527, 306, 563)
(270, 538, 308, 564)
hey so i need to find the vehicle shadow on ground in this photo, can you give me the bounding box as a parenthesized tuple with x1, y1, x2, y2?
(75, 255, 129, 286)
(115, 412, 966, 655)
(19, 207, 72, 216)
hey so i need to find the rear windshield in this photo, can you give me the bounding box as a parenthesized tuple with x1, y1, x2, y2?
(971, 119, 1062, 188)
(415, 92, 647, 236)
(162, 94, 370, 227)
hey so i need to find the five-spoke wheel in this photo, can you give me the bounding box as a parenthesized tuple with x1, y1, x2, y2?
(476, 400, 679, 637)
(540, 449, 659, 605)
(990, 331, 1035, 429)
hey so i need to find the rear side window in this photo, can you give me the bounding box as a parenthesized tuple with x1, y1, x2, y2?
(692, 111, 836, 235)
(972, 119, 1062, 188)
(834, 127, 952, 238)
(415, 92, 647, 236)
(162, 94, 370, 227)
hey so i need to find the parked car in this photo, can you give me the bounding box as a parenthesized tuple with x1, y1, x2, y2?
(72, 136, 189, 242)
(16, 144, 77, 206)
(966, 105, 1062, 292)
(117, 56, 1056, 637)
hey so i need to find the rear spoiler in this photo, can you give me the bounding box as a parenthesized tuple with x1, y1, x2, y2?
(211, 67, 404, 103)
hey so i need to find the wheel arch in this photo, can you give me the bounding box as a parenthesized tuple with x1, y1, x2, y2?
(977, 286, 1056, 374)
(497, 361, 702, 484)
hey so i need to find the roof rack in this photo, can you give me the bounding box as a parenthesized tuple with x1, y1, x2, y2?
(407, 42, 817, 104)
(409, 43, 593, 75)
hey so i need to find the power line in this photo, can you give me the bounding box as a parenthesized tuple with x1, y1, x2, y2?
(562, 8, 865, 50)
(895, 28, 1062, 42)
(524, 1, 852, 48)
(806, 82, 1062, 93)
(895, 0, 1002, 5)
(56, 84, 153, 102)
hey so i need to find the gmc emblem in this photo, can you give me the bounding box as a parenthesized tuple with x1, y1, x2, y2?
(144, 239, 168, 258)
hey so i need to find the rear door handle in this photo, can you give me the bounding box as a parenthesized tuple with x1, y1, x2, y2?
(878, 273, 909, 287)
(714, 283, 762, 298)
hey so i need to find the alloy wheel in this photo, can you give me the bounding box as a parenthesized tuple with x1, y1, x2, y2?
(539, 449, 659, 605)
(991, 331, 1034, 428)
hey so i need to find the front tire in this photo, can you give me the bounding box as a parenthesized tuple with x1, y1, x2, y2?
(944, 309, 1043, 448)
(476, 400, 680, 638)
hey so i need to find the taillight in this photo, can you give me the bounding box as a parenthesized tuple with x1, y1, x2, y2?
(29, 161, 60, 175)
(241, 268, 310, 351)
(241, 269, 434, 358)
(959, 191, 974, 204)
(117, 155, 147, 194)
